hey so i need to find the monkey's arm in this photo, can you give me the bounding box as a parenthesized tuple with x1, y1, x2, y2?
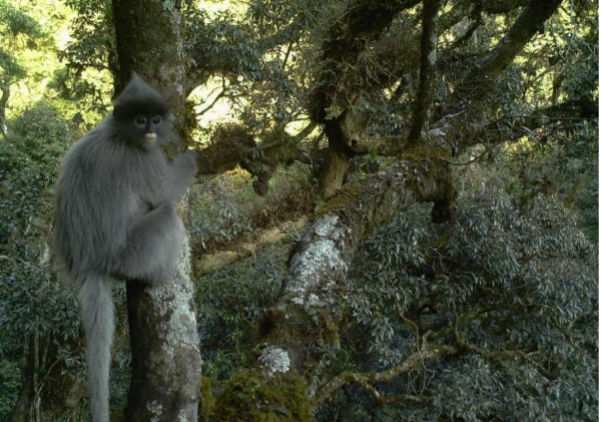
(167, 151, 198, 202)
(113, 201, 184, 284)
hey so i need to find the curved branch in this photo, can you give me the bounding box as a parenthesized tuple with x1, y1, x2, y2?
(315, 344, 458, 405)
(193, 217, 309, 276)
(460, 0, 563, 96)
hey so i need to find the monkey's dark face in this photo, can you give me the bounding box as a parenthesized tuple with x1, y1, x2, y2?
(113, 106, 173, 150)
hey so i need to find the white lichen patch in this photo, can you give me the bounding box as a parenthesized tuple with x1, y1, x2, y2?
(147, 400, 164, 422)
(176, 409, 189, 422)
(162, 0, 176, 11)
(428, 49, 437, 65)
(259, 346, 291, 376)
(290, 292, 328, 307)
(313, 215, 339, 237)
(285, 238, 347, 293)
(284, 215, 349, 304)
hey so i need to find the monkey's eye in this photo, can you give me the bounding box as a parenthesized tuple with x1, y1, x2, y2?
(134, 116, 147, 127)
(152, 116, 162, 125)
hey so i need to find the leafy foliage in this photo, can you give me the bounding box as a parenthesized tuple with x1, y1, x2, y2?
(0, 358, 20, 420)
(0, 1, 47, 86)
(196, 244, 287, 380)
(54, 0, 116, 112)
(0, 0, 43, 39)
(0, 103, 86, 418)
(326, 166, 598, 421)
(0, 105, 74, 335)
(505, 121, 598, 242)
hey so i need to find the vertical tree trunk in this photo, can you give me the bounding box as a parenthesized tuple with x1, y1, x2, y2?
(409, 0, 441, 144)
(112, 0, 202, 420)
(125, 237, 201, 422)
(318, 117, 352, 199)
(310, 0, 420, 199)
(0, 81, 10, 139)
(32, 331, 41, 422)
(9, 339, 33, 422)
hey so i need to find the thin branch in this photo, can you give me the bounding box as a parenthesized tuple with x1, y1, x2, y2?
(449, 6, 483, 50)
(441, 147, 490, 166)
(196, 77, 227, 116)
(282, 40, 295, 72)
(292, 121, 318, 143)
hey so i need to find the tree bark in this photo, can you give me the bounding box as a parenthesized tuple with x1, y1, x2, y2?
(0, 80, 10, 139)
(112, 0, 202, 420)
(318, 115, 354, 199)
(126, 236, 201, 422)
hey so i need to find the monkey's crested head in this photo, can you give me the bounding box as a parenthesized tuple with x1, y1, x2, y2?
(112, 74, 174, 149)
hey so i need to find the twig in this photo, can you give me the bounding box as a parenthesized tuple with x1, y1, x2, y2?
(196, 77, 227, 116)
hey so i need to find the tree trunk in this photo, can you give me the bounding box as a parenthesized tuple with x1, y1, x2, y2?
(318, 118, 352, 199)
(408, 0, 441, 144)
(112, 0, 202, 420)
(125, 236, 201, 422)
(8, 332, 46, 422)
(309, 0, 421, 198)
(0, 80, 10, 139)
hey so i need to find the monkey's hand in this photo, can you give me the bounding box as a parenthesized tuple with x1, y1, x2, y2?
(174, 150, 198, 177)
(116, 201, 185, 285)
(169, 151, 198, 201)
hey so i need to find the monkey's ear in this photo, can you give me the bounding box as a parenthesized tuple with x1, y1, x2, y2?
(130, 71, 141, 82)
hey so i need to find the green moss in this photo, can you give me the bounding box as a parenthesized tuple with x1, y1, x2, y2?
(200, 377, 216, 422)
(110, 411, 125, 422)
(211, 370, 312, 422)
(321, 314, 340, 345)
(406, 143, 451, 160)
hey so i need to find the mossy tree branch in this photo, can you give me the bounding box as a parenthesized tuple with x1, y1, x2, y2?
(205, 153, 456, 418)
(314, 344, 458, 405)
(459, 0, 564, 98)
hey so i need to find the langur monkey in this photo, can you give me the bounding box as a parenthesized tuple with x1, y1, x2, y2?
(54, 74, 198, 422)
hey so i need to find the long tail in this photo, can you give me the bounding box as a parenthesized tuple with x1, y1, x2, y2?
(77, 275, 114, 422)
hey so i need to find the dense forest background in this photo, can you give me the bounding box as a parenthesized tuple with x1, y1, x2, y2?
(0, 0, 598, 421)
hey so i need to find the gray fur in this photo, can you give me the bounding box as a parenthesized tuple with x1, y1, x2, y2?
(78, 275, 114, 422)
(53, 76, 197, 422)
